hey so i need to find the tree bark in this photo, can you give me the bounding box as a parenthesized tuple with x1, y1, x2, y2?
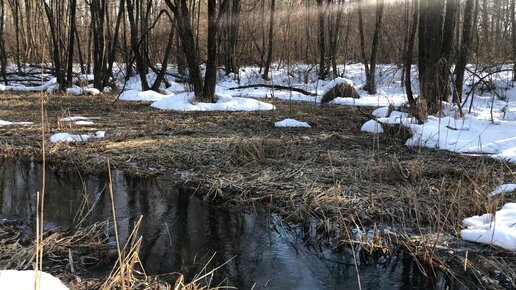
(263, 0, 275, 81)
(454, 0, 477, 103)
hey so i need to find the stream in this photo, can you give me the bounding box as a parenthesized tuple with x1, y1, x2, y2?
(0, 158, 453, 289)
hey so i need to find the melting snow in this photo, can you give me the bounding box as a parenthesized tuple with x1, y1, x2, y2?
(0, 270, 69, 290)
(274, 118, 311, 128)
(151, 93, 275, 111)
(461, 203, 516, 251)
(50, 131, 105, 143)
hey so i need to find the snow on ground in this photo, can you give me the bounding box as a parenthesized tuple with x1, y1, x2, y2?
(461, 203, 516, 251)
(0, 270, 69, 290)
(151, 93, 275, 111)
(361, 119, 384, 134)
(489, 184, 516, 197)
(0, 119, 33, 126)
(50, 131, 105, 143)
(0, 77, 58, 93)
(275, 118, 311, 128)
(60, 116, 100, 126)
(119, 89, 172, 102)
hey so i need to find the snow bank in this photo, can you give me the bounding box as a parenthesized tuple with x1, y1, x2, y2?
(151, 93, 275, 112)
(0, 78, 58, 93)
(119, 90, 172, 102)
(274, 118, 311, 128)
(361, 120, 384, 134)
(461, 203, 516, 251)
(0, 270, 68, 290)
(372, 106, 390, 118)
(406, 116, 516, 162)
(50, 131, 105, 143)
(0, 119, 33, 126)
(331, 93, 407, 107)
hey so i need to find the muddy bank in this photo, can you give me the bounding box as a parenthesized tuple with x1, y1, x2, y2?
(1, 93, 515, 289)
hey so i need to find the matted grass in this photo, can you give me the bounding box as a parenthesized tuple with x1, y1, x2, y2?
(1, 92, 515, 289)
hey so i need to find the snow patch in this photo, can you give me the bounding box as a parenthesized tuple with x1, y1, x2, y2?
(0, 270, 69, 290)
(119, 90, 171, 102)
(50, 131, 105, 143)
(461, 203, 516, 251)
(151, 93, 275, 111)
(0, 119, 33, 126)
(274, 118, 311, 128)
(361, 120, 384, 134)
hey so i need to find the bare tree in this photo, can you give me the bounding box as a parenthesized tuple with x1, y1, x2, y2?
(418, 0, 457, 116)
(454, 0, 477, 103)
(358, 0, 384, 94)
(263, 0, 275, 80)
(165, 0, 229, 102)
(404, 0, 418, 112)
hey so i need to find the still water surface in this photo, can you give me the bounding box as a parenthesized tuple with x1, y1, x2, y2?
(0, 159, 449, 289)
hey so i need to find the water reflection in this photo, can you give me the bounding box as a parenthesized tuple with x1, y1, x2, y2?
(0, 159, 448, 289)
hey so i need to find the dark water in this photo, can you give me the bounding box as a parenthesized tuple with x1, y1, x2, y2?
(0, 159, 450, 289)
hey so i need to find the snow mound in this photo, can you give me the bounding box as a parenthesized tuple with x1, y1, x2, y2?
(361, 120, 384, 134)
(50, 131, 105, 143)
(119, 90, 171, 102)
(372, 106, 390, 118)
(319, 77, 354, 96)
(151, 93, 275, 111)
(0, 270, 69, 290)
(66, 86, 82, 96)
(275, 118, 311, 128)
(461, 203, 516, 251)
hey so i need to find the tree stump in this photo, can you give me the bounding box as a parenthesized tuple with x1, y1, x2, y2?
(321, 82, 360, 104)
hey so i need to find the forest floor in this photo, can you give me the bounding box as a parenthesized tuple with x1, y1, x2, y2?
(1, 92, 516, 289)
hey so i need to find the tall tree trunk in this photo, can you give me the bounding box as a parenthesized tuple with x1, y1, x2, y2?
(43, 1, 64, 87)
(454, 0, 477, 103)
(511, 0, 516, 82)
(202, 0, 224, 102)
(418, 0, 456, 116)
(404, 0, 418, 110)
(165, 0, 203, 98)
(66, 0, 77, 88)
(0, 0, 7, 85)
(127, 0, 149, 90)
(263, 0, 275, 81)
(316, 0, 326, 79)
(359, 0, 384, 94)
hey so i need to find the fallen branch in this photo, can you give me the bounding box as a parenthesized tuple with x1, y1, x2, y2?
(228, 84, 318, 96)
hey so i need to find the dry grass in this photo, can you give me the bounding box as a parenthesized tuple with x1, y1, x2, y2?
(1, 92, 516, 288)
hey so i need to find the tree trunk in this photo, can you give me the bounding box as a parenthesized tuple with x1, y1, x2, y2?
(263, 0, 275, 81)
(404, 0, 418, 110)
(511, 0, 516, 82)
(66, 0, 77, 88)
(454, 0, 476, 103)
(0, 0, 7, 85)
(316, 0, 326, 79)
(418, 0, 455, 116)
(43, 1, 64, 87)
(127, 0, 150, 90)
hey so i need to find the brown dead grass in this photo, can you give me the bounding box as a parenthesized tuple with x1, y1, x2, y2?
(1, 92, 516, 289)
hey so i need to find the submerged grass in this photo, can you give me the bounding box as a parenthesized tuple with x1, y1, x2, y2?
(0, 92, 515, 288)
